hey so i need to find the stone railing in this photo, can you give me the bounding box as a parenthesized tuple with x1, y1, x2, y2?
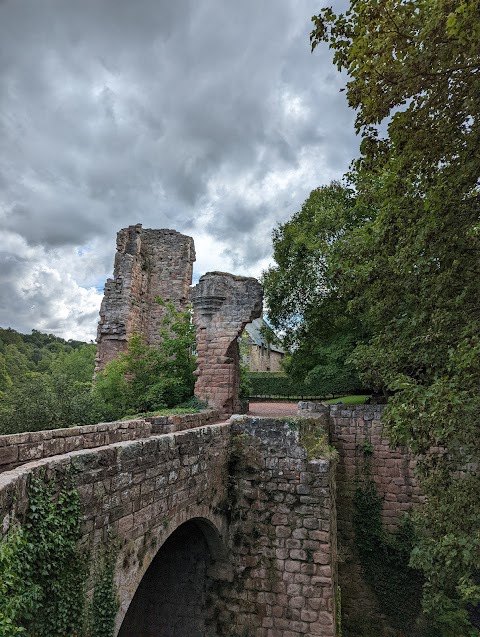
(0, 409, 220, 473)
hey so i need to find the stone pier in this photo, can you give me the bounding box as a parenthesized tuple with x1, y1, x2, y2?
(192, 272, 263, 416)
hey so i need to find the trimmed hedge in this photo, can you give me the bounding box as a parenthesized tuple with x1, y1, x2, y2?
(247, 372, 333, 400)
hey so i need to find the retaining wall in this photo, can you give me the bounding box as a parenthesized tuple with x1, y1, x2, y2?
(298, 402, 422, 635)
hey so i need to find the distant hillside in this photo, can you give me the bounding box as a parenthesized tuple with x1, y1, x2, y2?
(0, 327, 98, 434)
(0, 327, 90, 385)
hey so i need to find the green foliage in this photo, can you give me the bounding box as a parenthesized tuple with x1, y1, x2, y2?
(262, 183, 368, 396)
(336, 585, 342, 637)
(0, 370, 102, 435)
(0, 329, 100, 434)
(87, 539, 119, 637)
(247, 371, 336, 400)
(0, 473, 119, 637)
(324, 395, 370, 406)
(0, 526, 32, 636)
(95, 300, 196, 419)
(297, 420, 337, 461)
(353, 480, 427, 634)
(0, 472, 87, 636)
(308, 3, 480, 632)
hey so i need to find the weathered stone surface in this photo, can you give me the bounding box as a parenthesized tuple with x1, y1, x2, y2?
(0, 411, 220, 473)
(209, 416, 338, 637)
(192, 271, 263, 415)
(0, 416, 338, 637)
(298, 402, 423, 634)
(1, 400, 436, 636)
(96, 225, 195, 372)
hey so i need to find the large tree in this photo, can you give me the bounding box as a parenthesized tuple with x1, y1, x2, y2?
(263, 181, 370, 396)
(310, 2, 480, 634)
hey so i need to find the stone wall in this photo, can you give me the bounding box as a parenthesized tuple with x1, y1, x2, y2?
(212, 416, 338, 637)
(247, 345, 284, 373)
(298, 403, 422, 634)
(0, 415, 339, 637)
(96, 225, 195, 372)
(0, 410, 220, 473)
(192, 272, 263, 415)
(0, 423, 232, 636)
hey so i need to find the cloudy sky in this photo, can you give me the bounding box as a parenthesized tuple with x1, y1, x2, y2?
(0, 0, 357, 342)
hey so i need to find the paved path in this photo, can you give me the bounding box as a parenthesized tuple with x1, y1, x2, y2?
(247, 401, 298, 417)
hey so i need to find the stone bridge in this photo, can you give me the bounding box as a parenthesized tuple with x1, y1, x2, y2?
(0, 405, 421, 637)
(0, 412, 339, 637)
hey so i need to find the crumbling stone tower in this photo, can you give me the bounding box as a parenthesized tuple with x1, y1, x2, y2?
(192, 272, 263, 416)
(95, 224, 195, 372)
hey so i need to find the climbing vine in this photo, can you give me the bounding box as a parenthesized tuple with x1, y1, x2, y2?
(352, 438, 438, 637)
(0, 471, 119, 637)
(87, 536, 119, 637)
(0, 470, 87, 636)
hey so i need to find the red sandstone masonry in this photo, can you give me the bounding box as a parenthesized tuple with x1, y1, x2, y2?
(0, 415, 339, 637)
(192, 272, 263, 416)
(214, 416, 338, 637)
(95, 225, 196, 373)
(298, 402, 422, 635)
(0, 422, 231, 636)
(0, 410, 220, 473)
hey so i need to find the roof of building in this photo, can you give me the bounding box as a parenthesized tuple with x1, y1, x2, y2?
(244, 317, 285, 354)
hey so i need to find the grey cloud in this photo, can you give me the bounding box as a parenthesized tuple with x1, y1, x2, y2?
(0, 0, 358, 338)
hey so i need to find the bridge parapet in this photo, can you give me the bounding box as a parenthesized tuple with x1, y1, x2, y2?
(0, 409, 220, 473)
(0, 414, 340, 637)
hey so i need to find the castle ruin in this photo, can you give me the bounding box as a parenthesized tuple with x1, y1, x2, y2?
(96, 226, 263, 416)
(95, 225, 195, 372)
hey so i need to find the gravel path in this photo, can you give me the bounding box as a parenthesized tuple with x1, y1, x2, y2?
(247, 401, 298, 417)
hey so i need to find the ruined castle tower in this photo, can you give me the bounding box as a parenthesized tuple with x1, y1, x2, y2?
(95, 224, 195, 372)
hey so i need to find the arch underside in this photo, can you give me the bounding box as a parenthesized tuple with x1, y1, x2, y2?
(117, 518, 225, 637)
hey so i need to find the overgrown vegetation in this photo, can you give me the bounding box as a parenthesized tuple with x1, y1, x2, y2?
(0, 299, 198, 434)
(264, 2, 479, 632)
(0, 328, 101, 434)
(0, 472, 87, 636)
(353, 480, 427, 635)
(284, 416, 337, 461)
(0, 471, 118, 637)
(87, 536, 119, 637)
(94, 300, 196, 420)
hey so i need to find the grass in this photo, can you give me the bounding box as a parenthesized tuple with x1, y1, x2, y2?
(120, 396, 209, 420)
(324, 395, 371, 405)
(121, 406, 204, 420)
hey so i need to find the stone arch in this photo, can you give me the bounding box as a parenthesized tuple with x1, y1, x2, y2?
(192, 271, 263, 416)
(116, 516, 229, 637)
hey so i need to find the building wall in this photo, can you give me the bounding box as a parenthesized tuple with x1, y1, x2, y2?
(247, 345, 284, 372)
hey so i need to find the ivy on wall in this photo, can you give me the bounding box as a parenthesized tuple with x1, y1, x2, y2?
(351, 435, 443, 637)
(0, 471, 118, 637)
(88, 536, 119, 637)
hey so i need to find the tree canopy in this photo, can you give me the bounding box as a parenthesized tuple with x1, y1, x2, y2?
(262, 182, 368, 396)
(265, 2, 480, 634)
